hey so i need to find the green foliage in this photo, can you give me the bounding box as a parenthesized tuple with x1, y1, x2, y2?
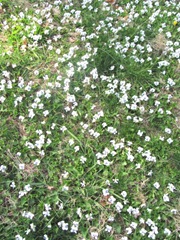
(0, 0, 179, 239)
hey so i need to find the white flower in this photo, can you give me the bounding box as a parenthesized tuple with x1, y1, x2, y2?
(105, 180, 110, 186)
(19, 164, 25, 170)
(10, 181, 16, 188)
(15, 235, 25, 240)
(147, 170, 153, 176)
(164, 228, 171, 236)
(25, 229, 31, 235)
(43, 110, 49, 117)
(163, 194, 170, 202)
(140, 228, 147, 236)
(34, 70, 39, 75)
(167, 183, 176, 192)
(167, 78, 175, 86)
(80, 156, 87, 163)
(74, 146, 80, 152)
(70, 221, 79, 233)
(28, 109, 35, 118)
(171, 209, 177, 214)
(153, 182, 160, 189)
(62, 171, 69, 179)
(91, 232, 98, 239)
(24, 184, 32, 192)
(105, 225, 112, 232)
(80, 181, 86, 187)
(0, 165, 7, 172)
(167, 138, 173, 144)
(121, 237, 128, 240)
(135, 163, 141, 169)
(72, 111, 78, 117)
(30, 223, 36, 231)
(18, 190, 26, 198)
(151, 225, 158, 234)
(62, 185, 69, 191)
(146, 219, 154, 226)
(76, 208, 82, 218)
(165, 128, 171, 134)
(115, 202, 123, 212)
(159, 136, 164, 141)
(0, 96, 5, 103)
(51, 123, 56, 129)
(85, 213, 93, 221)
(107, 126, 117, 134)
(127, 153, 134, 162)
(34, 159, 40, 165)
(108, 216, 114, 222)
(137, 130, 143, 136)
(108, 196, 116, 204)
(43, 235, 49, 240)
(104, 159, 112, 166)
(47, 138, 52, 144)
(102, 189, 109, 197)
(145, 136, 150, 142)
(113, 178, 119, 183)
(58, 221, 68, 230)
(60, 126, 67, 132)
(130, 222, 138, 229)
(121, 191, 127, 198)
(139, 218, 145, 224)
(148, 231, 156, 239)
(22, 211, 34, 219)
(126, 227, 132, 234)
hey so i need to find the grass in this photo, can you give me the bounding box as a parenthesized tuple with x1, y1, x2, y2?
(0, 0, 179, 239)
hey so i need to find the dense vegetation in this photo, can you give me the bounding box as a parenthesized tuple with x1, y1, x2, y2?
(0, 0, 179, 239)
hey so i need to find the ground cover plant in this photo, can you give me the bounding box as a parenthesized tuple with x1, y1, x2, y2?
(0, 0, 180, 239)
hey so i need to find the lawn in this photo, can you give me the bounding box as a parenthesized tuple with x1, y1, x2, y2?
(0, 0, 179, 239)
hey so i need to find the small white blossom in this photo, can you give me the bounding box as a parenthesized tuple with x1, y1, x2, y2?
(43, 235, 49, 240)
(167, 183, 176, 192)
(165, 128, 171, 134)
(34, 159, 40, 165)
(153, 182, 160, 189)
(0, 165, 7, 172)
(130, 222, 138, 229)
(58, 221, 68, 230)
(126, 227, 132, 234)
(121, 191, 127, 198)
(91, 232, 98, 239)
(15, 235, 25, 240)
(19, 164, 25, 170)
(171, 209, 177, 214)
(60, 126, 67, 132)
(102, 189, 109, 197)
(105, 225, 112, 232)
(115, 202, 123, 212)
(145, 136, 151, 142)
(24, 184, 32, 192)
(85, 213, 93, 221)
(70, 221, 79, 233)
(62, 185, 69, 191)
(163, 194, 170, 202)
(22, 211, 34, 220)
(108, 196, 116, 204)
(10, 181, 16, 188)
(164, 228, 171, 236)
(167, 138, 173, 144)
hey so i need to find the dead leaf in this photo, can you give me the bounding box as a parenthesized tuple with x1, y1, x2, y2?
(100, 195, 111, 207)
(47, 186, 55, 191)
(118, 15, 129, 22)
(106, 0, 116, 5)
